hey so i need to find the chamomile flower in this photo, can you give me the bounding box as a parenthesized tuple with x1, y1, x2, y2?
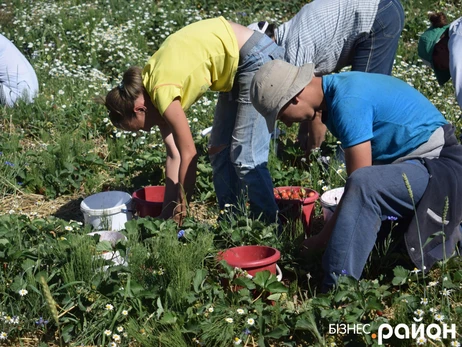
(247, 318, 255, 326)
(108, 342, 117, 347)
(420, 298, 428, 305)
(104, 329, 112, 336)
(64, 225, 73, 231)
(233, 337, 242, 345)
(18, 289, 28, 296)
(116, 326, 124, 333)
(414, 309, 424, 317)
(225, 317, 233, 323)
(121, 310, 128, 316)
(105, 304, 114, 311)
(450, 341, 461, 347)
(416, 336, 427, 345)
(112, 334, 121, 342)
(440, 288, 453, 297)
(434, 313, 445, 322)
(411, 268, 421, 274)
(236, 308, 245, 315)
(0, 332, 7, 340)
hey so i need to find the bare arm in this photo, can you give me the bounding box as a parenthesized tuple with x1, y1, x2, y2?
(298, 111, 327, 154)
(161, 98, 198, 223)
(344, 141, 372, 175)
(157, 122, 181, 219)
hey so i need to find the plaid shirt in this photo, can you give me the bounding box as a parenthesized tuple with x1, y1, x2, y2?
(275, 0, 380, 75)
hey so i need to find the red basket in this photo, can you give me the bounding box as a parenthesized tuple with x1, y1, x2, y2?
(132, 186, 165, 218)
(274, 186, 319, 236)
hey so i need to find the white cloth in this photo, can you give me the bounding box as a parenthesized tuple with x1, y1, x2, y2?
(449, 17, 462, 109)
(0, 34, 39, 106)
(275, 0, 379, 74)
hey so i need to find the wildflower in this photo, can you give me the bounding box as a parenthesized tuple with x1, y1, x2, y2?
(116, 326, 124, 332)
(411, 268, 421, 274)
(247, 318, 255, 326)
(420, 298, 428, 305)
(243, 328, 251, 335)
(4, 161, 14, 167)
(450, 341, 461, 347)
(387, 216, 398, 221)
(35, 317, 49, 327)
(18, 289, 28, 296)
(177, 229, 185, 239)
(416, 336, 427, 345)
(109, 343, 117, 347)
(103, 117, 109, 123)
(105, 304, 114, 311)
(434, 313, 445, 322)
(0, 332, 7, 340)
(121, 310, 128, 316)
(104, 329, 112, 336)
(414, 309, 424, 317)
(427, 281, 438, 287)
(236, 308, 245, 315)
(233, 337, 242, 345)
(112, 334, 121, 342)
(429, 307, 436, 313)
(440, 288, 453, 297)
(208, 307, 214, 313)
(225, 317, 233, 323)
(64, 226, 73, 231)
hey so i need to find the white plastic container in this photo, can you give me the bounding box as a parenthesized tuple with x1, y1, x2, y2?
(320, 187, 345, 222)
(80, 191, 133, 231)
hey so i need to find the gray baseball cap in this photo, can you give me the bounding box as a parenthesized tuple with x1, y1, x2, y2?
(250, 60, 315, 133)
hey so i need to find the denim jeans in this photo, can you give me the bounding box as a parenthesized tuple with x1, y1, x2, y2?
(352, 0, 405, 74)
(209, 32, 285, 222)
(322, 159, 430, 291)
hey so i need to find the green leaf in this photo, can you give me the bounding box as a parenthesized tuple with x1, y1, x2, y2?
(422, 231, 445, 248)
(193, 269, 208, 293)
(160, 311, 177, 324)
(266, 281, 288, 293)
(253, 270, 271, 288)
(265, 325, 290, 338)
(233, 276, 256, 290)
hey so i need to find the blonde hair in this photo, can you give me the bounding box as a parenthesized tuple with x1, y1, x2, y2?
(96, 66, 144, 128)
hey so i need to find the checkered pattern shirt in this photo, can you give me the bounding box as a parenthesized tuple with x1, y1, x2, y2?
(275, 0, 380, 75)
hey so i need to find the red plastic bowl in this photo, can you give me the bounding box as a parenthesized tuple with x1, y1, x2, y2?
(274, 186, 319, 236)
(218, 245, 280, 277)
(132, 186, 165, 218)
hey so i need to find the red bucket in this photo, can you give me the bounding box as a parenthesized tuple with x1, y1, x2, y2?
(132, 186, 165, 218)
(274, 186, 319, 236)
(218, 245, 280, 277)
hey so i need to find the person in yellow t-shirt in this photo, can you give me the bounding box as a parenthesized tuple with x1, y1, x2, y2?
(101, 17, 285, 224)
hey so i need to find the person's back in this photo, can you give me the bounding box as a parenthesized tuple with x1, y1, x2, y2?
(322, 72, 447, 163)
(275, 0, 379, 73)
(0, 34, 39, 106)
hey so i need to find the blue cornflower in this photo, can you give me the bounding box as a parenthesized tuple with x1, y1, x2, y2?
(177, 229, 185, 239)
(243, 328, 251, 335)
(387, 216, 398, 221)
(35, 317, 49, 327)
(4, 161, 14, 167)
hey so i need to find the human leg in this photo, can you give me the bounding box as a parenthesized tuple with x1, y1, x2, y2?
(209, 89, 244, 212)
(322, 160, 429, 290)
(352, 0, 405, 74)
(230, 33, 285, 222)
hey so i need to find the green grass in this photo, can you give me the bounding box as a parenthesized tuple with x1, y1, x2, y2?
(1, 0, 462, 346)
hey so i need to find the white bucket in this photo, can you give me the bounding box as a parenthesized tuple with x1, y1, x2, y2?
(80, 191, 133, 231)
(320, 187, 345, 222)
(87, 231, 128, 269)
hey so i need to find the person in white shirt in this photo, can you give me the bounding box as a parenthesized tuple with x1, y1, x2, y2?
(0, 34, 39, 106)
(418, 12, 462, 110)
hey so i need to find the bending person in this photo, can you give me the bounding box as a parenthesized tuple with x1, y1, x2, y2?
(250, 59, 462, 290)
(249, 0, 405, 154)
(418, 11, 462, 109)
(100, 17, 284, 224)
(0, 34, 39, 106)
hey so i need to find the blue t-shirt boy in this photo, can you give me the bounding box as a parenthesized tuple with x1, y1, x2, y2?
(322, 72, 448, 163)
